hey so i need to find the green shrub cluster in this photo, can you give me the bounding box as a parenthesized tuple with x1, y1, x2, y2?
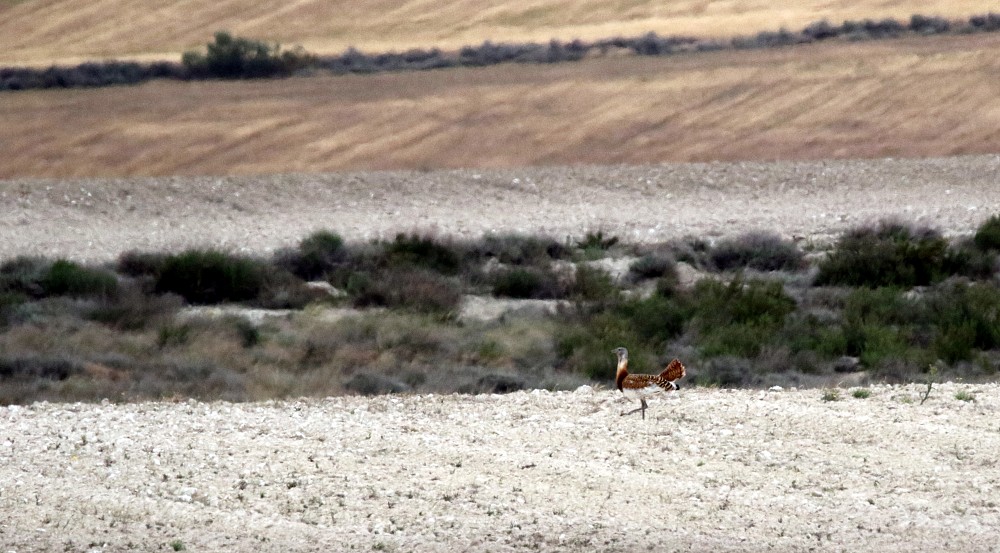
(182, 32, 314, 79)
(709, 231, 804, 272)
(5, 216, 1000, 403)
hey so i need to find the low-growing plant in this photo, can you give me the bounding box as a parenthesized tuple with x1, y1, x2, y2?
(471, 233, 567, 266)
(821, 389, 841, 401)
(815, 220, 950, 288)
(628, 253, 677, 281)
(955, 390, 976, 402)
(182, 31, 314, 79)
(491, 267, 564, 299)
(154, 249, 268, 304)
(691, 278, 796, 358)
(385, 233, 463, 274)
(352, 268, 462, 317)
(577, 231, 619, 259)
(709, 231, 804, 272)
(40, 260, 118, 299)
(275, 230, 346, 280)
(851, 388, 872, 399)
(569, 265, 617, 302)
(87, 287, 184, 331)
(974, 214, 1000, 251)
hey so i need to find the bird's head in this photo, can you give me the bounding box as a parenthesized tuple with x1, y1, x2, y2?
(612, 347, 628, 361)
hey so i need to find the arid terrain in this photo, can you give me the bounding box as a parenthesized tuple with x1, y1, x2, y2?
(4, 1, 1000, 551)
(3, 383, 999, 552)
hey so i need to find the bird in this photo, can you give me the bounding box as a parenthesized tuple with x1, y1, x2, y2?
(612, 347, 686, 419)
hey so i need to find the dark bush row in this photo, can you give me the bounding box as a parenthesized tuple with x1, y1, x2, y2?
(4, 13, 999, 91)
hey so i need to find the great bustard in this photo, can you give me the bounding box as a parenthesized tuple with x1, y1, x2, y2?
(613, 347, 686, 419)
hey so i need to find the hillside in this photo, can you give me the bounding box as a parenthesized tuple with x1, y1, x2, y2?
(1, 32, 998, 179)
(1, 0, 995, 65)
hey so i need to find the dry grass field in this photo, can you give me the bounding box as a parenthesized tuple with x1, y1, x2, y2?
(1, 0, 996, 64)
(2, 32, 999, 179)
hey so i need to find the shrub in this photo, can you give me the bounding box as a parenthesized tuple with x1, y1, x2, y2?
(629, 253, 677, 282)
(709, 231, 804, 272)
(182, 31, 314, 79)
(691, 278, 796, 357)
(471, 233, 567, 266)
(974, 215, 1000, 251)
(154, 250, 267, 304)
(0, 356, 81, 380)
(351, 268, 462, 316)
(88, 287, 184, 330)
(40, 260, 118, 298)
(117, 250, 168, 277)
(569, 266, 618, 302)
(491, 267, 564, 299)
(0, 256, 49, 298)
(815, 221, 950, 287)
(385, 233, 462, 274)
(275, 230, 346, 280)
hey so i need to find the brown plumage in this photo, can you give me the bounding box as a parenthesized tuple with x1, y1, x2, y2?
(613, 347, 685, 419)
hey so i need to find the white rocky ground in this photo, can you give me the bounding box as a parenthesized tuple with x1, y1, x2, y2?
(2, 383, 999, 552)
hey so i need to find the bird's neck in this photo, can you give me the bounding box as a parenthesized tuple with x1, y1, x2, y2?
(615, 358, 629, 391)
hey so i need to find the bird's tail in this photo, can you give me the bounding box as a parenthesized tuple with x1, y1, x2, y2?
(659, 359, 686, 382)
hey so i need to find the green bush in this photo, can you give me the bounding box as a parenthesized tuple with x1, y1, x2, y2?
(385, 233, 462, 274)
(40, 260, 118, 298)
(815, 221, 949, 287)
(491, 267, 564, 299)
(471, 234, 567, 265)
(182, 31, 314, 79)
(628, 253, 677, 281)
(691, 278, 796, 357)
(276, 230, 346, 280)
(88, 287, 184, 331)
(709, 231, 804, 272)
(116, 250, 168, 277)
(0, 256, 50, 298)
(351, 268, 462, 317)
(154, 250, 267, 304)
(576, 231, 620, 259)
(570, 266, 618, 302)
(974, 215, 1000, 251)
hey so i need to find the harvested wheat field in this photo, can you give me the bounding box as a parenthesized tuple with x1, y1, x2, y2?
(4, 32, 1000, 179)
(1, 0, 995, 64)
(2, 383, 999, 552)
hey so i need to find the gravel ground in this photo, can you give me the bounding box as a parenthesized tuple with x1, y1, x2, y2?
(2, 383, 999, 552)
(2, 155, 999, 262)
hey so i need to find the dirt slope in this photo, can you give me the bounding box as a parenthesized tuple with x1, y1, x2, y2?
(1, 0, 994, 64)
(2, 155, 998, 263)
(3, 33, 1000, 180)
(2, 383, 998, 552)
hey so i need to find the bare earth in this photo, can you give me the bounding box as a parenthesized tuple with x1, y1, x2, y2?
(2, 155, 999, 262)
(2, 383, 999, 552)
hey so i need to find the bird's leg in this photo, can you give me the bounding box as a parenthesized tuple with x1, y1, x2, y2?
(621, 399, 646, 419)
(640, 398, 647, 420)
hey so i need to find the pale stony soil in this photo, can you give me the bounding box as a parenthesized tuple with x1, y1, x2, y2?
(2, 383, 999, 552)
(2, 155, 1000, 263)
